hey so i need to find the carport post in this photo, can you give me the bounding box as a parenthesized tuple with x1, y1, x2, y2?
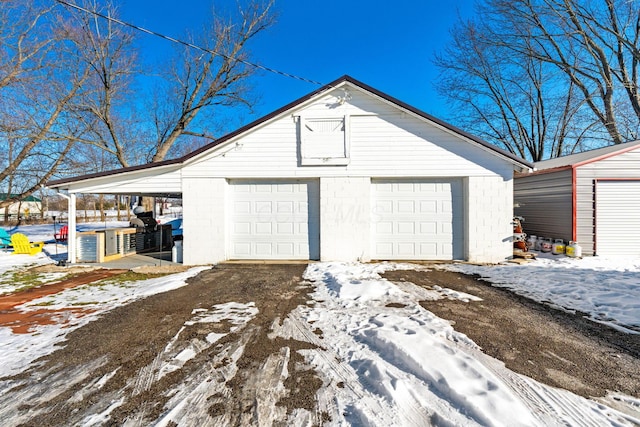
(57, 192, 77, 264)
(68, 193, 76, 263)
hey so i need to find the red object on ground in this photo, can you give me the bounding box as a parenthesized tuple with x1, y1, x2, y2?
(0, 269, 126, 333)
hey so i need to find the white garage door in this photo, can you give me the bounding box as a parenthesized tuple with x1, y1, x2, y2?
(372, 179, 463, 260)
(596, 180, 640, 256)
(229, 180, 320, 260)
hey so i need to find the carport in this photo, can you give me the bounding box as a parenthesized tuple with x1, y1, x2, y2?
(47, 161, 183, 264)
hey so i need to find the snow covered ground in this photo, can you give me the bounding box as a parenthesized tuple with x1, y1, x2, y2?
(1, 223, 640, 425)
(440, 252, 640, 334)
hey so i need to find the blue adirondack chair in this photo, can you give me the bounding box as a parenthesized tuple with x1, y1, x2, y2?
(0, 228, 12, 249)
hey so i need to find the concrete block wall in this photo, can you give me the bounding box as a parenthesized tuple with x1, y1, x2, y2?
(319, 176, 371, 261)
(465, 176, 513, 263)
(182, 177, 227, 265)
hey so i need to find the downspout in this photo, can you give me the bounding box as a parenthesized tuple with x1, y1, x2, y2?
(57, 192, 77, 264)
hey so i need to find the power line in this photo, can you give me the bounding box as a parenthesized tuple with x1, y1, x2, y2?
(53, 0, 324, 86)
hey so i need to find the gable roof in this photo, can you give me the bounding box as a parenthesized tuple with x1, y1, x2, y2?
(534, 139, 640, 170)
(48, 75, 532, 189)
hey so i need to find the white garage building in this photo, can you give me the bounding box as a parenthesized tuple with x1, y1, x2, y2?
(48, 76, 532, 265)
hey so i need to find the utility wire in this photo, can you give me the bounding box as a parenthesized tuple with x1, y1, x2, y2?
(53, 0, 324, 86)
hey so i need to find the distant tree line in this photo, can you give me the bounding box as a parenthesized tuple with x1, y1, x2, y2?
(435, 0, 640, 161)
(0, 0, 274, 209)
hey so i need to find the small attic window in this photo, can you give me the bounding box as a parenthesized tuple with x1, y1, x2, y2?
(300, 116, 350, 166)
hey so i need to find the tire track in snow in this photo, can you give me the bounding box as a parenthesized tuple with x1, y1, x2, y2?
(0, 356, 110, 425)
(281, 296, 487, 425)
(275, 306, 399, 424)
(131, 325, 255, 426)
(460, 340, 640, 426)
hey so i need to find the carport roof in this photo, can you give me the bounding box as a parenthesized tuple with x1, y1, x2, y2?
(47, 75, 533, 191)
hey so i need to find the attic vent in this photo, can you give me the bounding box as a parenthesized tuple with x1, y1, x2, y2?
(300, 116, 350, 166)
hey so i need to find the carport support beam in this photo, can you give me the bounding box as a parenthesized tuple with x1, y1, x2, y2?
(57, 192, 77, 264)
(68, 193, 76, 263)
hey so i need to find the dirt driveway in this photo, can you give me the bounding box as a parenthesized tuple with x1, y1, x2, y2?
(382, 269, 640, 399)
(1, 264, 639, 426)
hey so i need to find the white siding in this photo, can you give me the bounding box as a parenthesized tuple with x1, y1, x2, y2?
(175, 85, 517, 264)
(182, 90, 513, 181)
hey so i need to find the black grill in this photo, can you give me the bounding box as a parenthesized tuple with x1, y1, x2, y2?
(130, 211, 157, 233)
(131, 211, 169, 252)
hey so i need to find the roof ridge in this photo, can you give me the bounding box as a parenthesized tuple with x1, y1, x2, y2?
(47, 75, 532, 188)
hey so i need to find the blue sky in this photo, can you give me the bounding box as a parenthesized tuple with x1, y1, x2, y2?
(119, 0, 474, 124)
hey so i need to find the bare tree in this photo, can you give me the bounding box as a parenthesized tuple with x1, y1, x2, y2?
(60, 0, 139, 168)
(436, 17, 600, 161)
(57, 0, 274, 168)
(1, 0, 275, 212)
(490, 0, 640, 144)
(149, 1, 274, 162)
(435, 0, 640, 160)
(0, 1, 92, 209)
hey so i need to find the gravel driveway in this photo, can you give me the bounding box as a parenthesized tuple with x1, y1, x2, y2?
(1, 263, 638, 425)
(382, 269, 640, 399)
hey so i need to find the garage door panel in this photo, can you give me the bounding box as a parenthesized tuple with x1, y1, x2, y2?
(276, 184, 294, 193)
(420, 222, 437, 234)
(375, 242, 393, 254)
(233, 222, 251, 234)
(297, 201, 308, 214)
(230, 180, 319, 260)
(255, 201, 271, 214)
(376, 222, 393, 234)
(440, 200, 453, 213)
(234, 201, 251, 214)
(233, 242, 251, 256)
(255, 222, 271, 234)
(276, 242, 294, 255)
(420, 200, 437, 213)
(255, 185, 272, 193)
(372, 178, 463, 260)
(397, 183, 415, 192)
(397, 200, 415, 213)
(397, 222, 415, 234)
(420, 242, 438, 255)
(276, 201, 293, 213)
(255, 243, 272, 256)
(276, 223, 292, 234)
(397, 242, 416, 256)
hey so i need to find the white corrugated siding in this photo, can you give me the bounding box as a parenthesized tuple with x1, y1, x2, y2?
(228, 179, 320, 260)
(576, 146, 640, 255)
(371, 179, 463, 260)
(595, 180, 640, 256)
